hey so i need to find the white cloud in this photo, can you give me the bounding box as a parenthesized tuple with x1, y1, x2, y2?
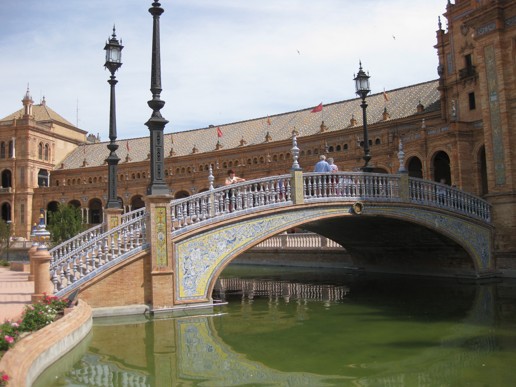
(0, 0, 445, 139)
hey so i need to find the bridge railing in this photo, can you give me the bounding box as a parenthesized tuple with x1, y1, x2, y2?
(253, 232, 344, 249)
(50, 209, 148, 296)
(303, 172, 401, 201)
(171, 174, 292, 233)
(409, 178, 490, 222)
(49, 207, 146, 266)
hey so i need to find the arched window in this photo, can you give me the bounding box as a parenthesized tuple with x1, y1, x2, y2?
(1, 202, 11, 222)
(433, 151, 451, 184)
(375, 138, 381, 145)
(38, 142, 43, 160)
(1, 170, 12, 188)
(44, 143, 50, 161)
(407, 157, 423, 179)
(0, 142, 5, 159)
(8, 141, 13, 158)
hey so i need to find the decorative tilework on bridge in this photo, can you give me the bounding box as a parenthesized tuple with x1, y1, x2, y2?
(175, 207, 347, 301)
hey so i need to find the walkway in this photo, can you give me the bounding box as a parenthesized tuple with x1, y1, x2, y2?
(0, 267, 33, 322)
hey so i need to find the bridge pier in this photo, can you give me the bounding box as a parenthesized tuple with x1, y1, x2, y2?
(145, 194, 176, 310)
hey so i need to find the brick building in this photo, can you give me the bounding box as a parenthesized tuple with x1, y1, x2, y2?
(0, 0, 514, 266)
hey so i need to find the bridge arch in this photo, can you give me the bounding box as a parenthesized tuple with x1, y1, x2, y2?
(173, 202, 492, 304)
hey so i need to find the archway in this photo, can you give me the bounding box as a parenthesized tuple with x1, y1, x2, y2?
(88, 198, 103, 224)
(175, 190, 190, 199)
(432, 151, 451, 185)
(1, 170, 12, 188)
(131, 195, 145, 210)
(407, 157, 423, 178)
(1, 202, 11, 222)
(68, 200, 81, 208)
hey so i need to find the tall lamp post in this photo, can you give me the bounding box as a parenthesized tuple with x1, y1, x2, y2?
(354, 61, 372, 172)
(104, 27, 124, 209)
(146, 1, 170, 196)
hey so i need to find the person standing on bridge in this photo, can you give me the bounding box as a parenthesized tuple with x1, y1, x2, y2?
(314, 155, 331, 172)
(225, 170, 245, 185)
(328, 157, 338, 172)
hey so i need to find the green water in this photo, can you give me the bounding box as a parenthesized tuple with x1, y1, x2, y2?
(36, 266, 516, 386)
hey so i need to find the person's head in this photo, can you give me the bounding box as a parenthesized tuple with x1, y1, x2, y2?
(319, 155, 326, 161)
(328, 157, 334, 164)
(228, 169, 235, 176)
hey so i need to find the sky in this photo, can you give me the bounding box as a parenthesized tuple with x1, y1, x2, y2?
(0, 0, 447, 140)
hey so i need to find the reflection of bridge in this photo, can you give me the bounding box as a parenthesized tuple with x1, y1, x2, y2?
(44, 282, 498, 387)
(45, 169, 493, 310)
(214, 278, 350, 303)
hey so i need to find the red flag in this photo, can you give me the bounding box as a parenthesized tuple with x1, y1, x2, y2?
(383, 88, 389, 102)
(311, 103, 323, 113)
(217, 127, 223, 137)
(126, 141, 130, 152)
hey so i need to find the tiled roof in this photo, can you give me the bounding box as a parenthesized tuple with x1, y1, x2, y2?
(0, 101, 76, 128)
(58, 80, 439, 170)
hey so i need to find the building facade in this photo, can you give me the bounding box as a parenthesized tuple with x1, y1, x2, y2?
(0, 0, 514, 267)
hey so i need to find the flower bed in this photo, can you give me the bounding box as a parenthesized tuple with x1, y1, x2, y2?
(0, 294, 85, 385)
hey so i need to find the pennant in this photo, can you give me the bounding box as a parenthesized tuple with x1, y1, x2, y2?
(217, 127, 223, 137)
(383, 88, 389, 102)
(311, 103, 323, 113)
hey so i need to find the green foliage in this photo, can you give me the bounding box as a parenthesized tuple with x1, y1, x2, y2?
(0, 220, 10, 258)
(0, 320, 20, 352)
(19, 294, 68, 332)
(47, 204, 84, 245)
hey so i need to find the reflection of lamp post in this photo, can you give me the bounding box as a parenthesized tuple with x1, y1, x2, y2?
(354, 61, 372, 172)
(104, 26, 124, 209)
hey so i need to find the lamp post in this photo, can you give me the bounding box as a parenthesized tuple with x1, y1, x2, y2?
(354, 61, 372, 172)
(146, 1, 170, 195)
(104, 26, 124, 209)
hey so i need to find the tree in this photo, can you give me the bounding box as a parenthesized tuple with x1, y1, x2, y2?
(47, 204, 84, 246)
(0, 219, 10, 259)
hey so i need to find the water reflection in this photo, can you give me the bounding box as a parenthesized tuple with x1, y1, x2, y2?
(36, 269, 516, 387)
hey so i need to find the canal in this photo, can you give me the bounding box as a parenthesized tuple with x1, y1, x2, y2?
(35, 264, 516, 386)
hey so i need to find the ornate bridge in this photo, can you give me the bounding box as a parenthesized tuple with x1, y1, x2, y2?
(46, 170, 493, 310)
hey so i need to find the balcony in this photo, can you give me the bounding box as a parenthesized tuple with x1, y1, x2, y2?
(459, 65, 477, 80)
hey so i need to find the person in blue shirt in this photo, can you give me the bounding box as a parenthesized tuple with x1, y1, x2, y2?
(314, 155, 331, 172)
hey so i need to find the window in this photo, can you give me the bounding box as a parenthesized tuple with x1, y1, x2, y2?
(468, 92, 476, 110)
(38, 143, 43, 160)
(465, 54, 473, 69)
(0, 142, 5, 159)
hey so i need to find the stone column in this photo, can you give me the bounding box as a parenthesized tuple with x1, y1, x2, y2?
(27, 222, 38, 281)
(290, 169, 304, 205)
(145, 194, 174, 310)
(31, 245, 53, 303)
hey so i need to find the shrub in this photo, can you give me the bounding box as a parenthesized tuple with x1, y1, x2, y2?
(0, 371, 9, 386)
(19, 294, 69, 332)
(0, 320, 20, 352)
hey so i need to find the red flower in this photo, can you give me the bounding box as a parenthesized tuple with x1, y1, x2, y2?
(1, 373, 9, 381)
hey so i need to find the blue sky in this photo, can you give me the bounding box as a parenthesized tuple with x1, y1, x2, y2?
(0, 0, 446, 140)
